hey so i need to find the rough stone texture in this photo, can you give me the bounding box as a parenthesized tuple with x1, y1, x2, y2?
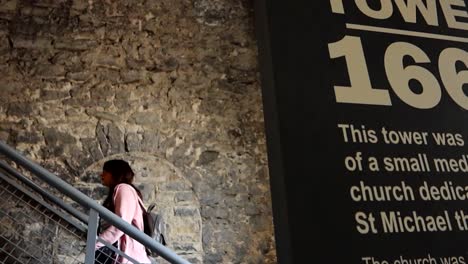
(0, 0, 276, 263)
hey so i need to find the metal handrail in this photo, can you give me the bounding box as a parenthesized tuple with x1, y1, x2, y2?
(0, 171, 87, 233)
(0, 160, 89, 224)
(0, 141, 191, 264)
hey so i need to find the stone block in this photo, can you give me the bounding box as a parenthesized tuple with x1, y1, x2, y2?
(140, 131, 159, 152)
(32, 0, 66, 8)
(31, 7, 50, 16)
(81, 138, 104, 161)
(204, 253, 222, 263)
(0, 131, 9, 142)
(73, 30, 96, 40)
(69, 86, 89, 98)
(185, 257, 203, 264)
(96, 122, 124, 156)
(63, 97, 93, 107)
(40, 90, 70, 101)
(250, 215, 271, 231)
(174, 207, 198, 217)
(0, 80, 25, 95)
(71, 0, 88, 11)
(15, 131, 42, 144)
(32, 16, 48, 25)
(174, 192, 193, 202)
(124, 132, 140, 152)
(231, 50, 257, 71)
(11, 36, 52, 49)
(0, 12, 13, 20)
(245, 204, 259, 216)
(114, 87, 134, 105)
(201, 206, 229, 219)
(7, 103, 33, 117)
(66, 71, 92, 82)
(161, 57, 178, 71)
(126, 58, 150, 70)
(0, 0, 17, 12)
(95, 69, 121, 84)
(86, 110, 122, 122)
(234, 244, 248, 258)
(42, 143, 65, 156)
(172, 242, 197, 252)
(194, 0, 228, 26)
(149, 71, 170, 87)
(120, 70, 144, 83)
(198, 191, 223, 206)
(218, 230, 236, 244)
(95, 55, 123, 69)
(8, 19, 38, 36)
(66, 144, 93, 172)
(44, 128, 75, 145)
(80, 170, 101, 184)
(90, 84, 115, 101)
(128, 112, 160, 126)
(107, 123, 125, 154)
(196, 150, 219, 165)
(96, 123, 110, 156)
(35, 64, 66, 79)
(163, 181, 190, 191)
(55, 39, 97, 51)
(0, 35, 8, 53)
(136, 183, 155, 202)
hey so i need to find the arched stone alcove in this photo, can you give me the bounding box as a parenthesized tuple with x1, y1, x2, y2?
(78, 152, 203, 263)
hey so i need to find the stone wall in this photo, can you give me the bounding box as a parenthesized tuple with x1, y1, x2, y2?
(0, 0, 276, 263)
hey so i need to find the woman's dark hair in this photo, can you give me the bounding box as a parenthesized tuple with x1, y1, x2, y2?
(103, 159, 135, 186)
(102, 159, 142, 212)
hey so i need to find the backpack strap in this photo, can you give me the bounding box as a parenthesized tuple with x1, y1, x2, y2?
(137, 197, 148, 213)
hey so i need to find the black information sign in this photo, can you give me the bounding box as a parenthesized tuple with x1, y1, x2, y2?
(255, 1, 468, 263)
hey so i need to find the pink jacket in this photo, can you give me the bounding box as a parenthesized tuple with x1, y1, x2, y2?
(96, 183, 151, 264)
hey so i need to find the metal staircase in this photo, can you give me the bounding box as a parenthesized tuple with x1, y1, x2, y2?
(0, 141, 191, 264)
(0, 171, 86, 263)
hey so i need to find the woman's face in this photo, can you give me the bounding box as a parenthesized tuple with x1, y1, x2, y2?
(100, 170, 114, 187)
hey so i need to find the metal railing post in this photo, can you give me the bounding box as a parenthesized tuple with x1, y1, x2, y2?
(84, 209, 99, 264)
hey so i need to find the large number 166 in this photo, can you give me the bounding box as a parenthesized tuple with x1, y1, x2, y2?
(328, 36, 468, 110)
